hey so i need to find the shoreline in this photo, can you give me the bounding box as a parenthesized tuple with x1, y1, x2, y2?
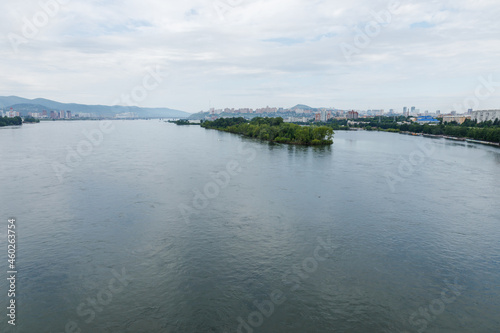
(398, 131, 500, 147)
(341, 128, 500, 148)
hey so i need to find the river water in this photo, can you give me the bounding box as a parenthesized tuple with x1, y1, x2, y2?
(0, 120, 499, 332)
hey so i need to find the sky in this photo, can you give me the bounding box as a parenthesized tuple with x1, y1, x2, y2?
(1, 0, 500, 114)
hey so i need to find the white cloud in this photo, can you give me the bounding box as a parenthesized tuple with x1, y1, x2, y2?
(1, 0, 499, 112)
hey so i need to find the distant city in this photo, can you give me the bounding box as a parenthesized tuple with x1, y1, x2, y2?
(189, 105, 500, 125)
(0, 108, 134, 120)
(1, 104, 499, 125)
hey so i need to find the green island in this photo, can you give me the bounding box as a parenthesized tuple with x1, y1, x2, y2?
(23, 116, 40, 123)
(201, 117, 334, 145)
(0, 116, 22, 127)
(167, 119, 199, 125)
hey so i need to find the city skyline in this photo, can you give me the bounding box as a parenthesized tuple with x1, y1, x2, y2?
(1, 1, 500, 113)
(0, 95, 486, 119)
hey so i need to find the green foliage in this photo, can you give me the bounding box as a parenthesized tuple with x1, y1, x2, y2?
(250, 117, 284, 126)
(0, 116, 22, 127)
(324, 116, 500, 143)
(23, 116, 40, 123)
(201, 117, 248, 129)
(401, 122, 500, 143)
(201, 117, 334, 145)
(168, 119, 198, 125)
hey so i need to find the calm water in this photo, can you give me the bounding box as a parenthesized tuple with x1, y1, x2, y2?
(0, 120, 499, 333)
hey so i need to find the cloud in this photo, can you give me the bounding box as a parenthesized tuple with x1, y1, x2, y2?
(410, 21, 435, 29)
(0, 0, 499, 112)
(263, 38, 306, 46)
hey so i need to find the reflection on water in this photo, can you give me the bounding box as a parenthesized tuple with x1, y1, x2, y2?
(0, 122, 499, 333)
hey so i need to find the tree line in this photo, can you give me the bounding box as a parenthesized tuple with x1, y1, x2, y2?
(324, 117, 500, 143)
(168, 119, 198, 125)
(23, 116, 40, 123)
(0, 116, 22, 127)
(201, 117, 334, 145)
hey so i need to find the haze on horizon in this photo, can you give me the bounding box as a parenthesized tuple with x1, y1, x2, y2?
(1, 0, 499, 113)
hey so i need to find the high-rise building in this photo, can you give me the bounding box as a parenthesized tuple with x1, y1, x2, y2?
(471, 110, 500, 123)
(6, 109, 20, 117)
(320, 109, 328, 122)
(347, 111, 359, 119)
(59, 110, 66, 119)
(411, 106, 416, 114)
(66, 111, 72, 119)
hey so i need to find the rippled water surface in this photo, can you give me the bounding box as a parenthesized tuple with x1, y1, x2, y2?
(1, 120, 499, 332)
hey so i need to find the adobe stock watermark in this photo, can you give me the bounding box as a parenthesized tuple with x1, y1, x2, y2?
(7, 0, 69, 54)
(452, 74, 500, 114)
(213, 0, 244, 21)
(385, 140, 436, 193)
(179, 143, 257, 224)
(52, 120, 115, 183)
(402, 278, 465, 333)
(56, 267, 133, 333)
(340, 0, 401, 62)
(112, 65, 166, 108)
(230, 235, 338, 333)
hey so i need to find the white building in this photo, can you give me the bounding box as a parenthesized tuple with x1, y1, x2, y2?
(285, 117, 311, 123)
(320, 109, 328, 122)
(472, 110, 500, 123)
(6, 110, 19, 117)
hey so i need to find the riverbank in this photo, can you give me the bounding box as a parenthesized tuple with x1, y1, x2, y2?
(399, 131, 500, 147)
(325, 116, 500, 146)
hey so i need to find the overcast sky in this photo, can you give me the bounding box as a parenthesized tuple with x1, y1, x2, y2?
(1, 0, 500, 113)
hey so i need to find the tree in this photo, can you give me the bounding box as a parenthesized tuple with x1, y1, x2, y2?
(0, 116, 22, 127)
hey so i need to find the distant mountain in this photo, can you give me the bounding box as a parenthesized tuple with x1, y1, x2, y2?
(291, 104, 314, 110)
(5, 104, 51, 113)
(290, 104, 337, 112)
(0, 96, 190, 118)
(0, 96, 32, 107)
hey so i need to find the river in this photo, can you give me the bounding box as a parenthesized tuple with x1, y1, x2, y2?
(0, 120, 499, 332)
